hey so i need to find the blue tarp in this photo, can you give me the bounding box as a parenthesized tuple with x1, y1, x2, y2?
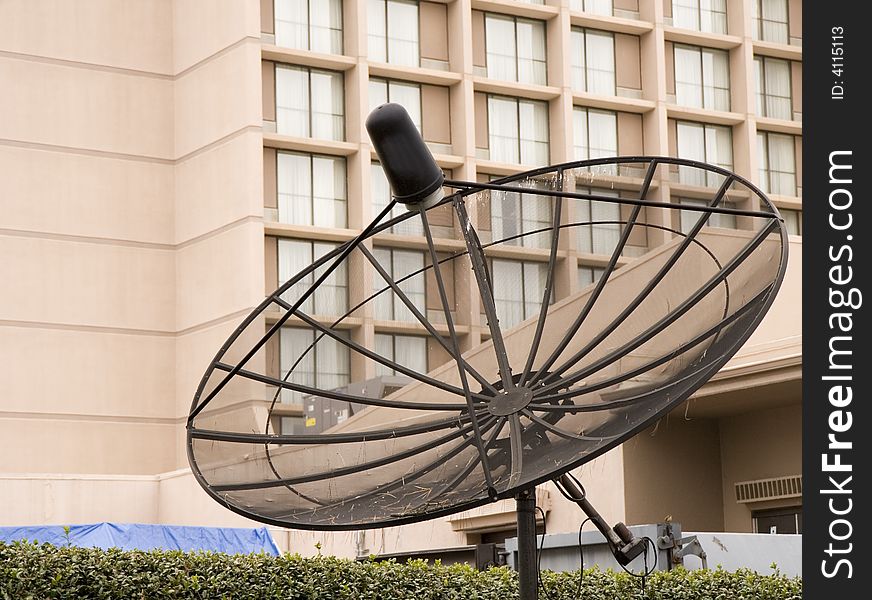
(0, 523, 280, 555)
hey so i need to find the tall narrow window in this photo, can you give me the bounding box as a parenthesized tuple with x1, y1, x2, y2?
(278, 239, 348, 317)
(369, 79, 421, 131)
(485, 14, 547, 85)
(275, 0, 343, 54)
(277, 152, 347, 228)
(573, 107, 618, 161)
(674, 45, 730, 111)
(672, 0, 727, 34)
(373, 247, 426, 322)
(781, 208, 801, 236)
(676, 121, 733, 187)
(570, 0, 613, 16)
(575, 188, 621, 255)
(678, 197, 736, 233)
(368, 0, 419, 66)
(490, 259, 551, 329)
(757, 132, 797, 196)
(280, 327, 349, 408)
(489, 177, 552, 249)
(487, 95, 549, 166)
(754, 0, 789, 44)
(275, 65, 344, 140)
(374, 334, 428, 376)
(570, 28, 615, 95)
(754, 56, 792, 120)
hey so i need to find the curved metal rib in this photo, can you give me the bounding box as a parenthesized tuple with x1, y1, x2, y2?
(210, 415, 493, 492)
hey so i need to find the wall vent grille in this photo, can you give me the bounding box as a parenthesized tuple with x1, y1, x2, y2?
(735, 475, 802, 503)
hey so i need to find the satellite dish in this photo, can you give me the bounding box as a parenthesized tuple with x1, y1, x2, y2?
(187, 107, 787, 544)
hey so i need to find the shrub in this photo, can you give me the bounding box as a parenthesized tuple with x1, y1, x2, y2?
(0, 540, 801, 599)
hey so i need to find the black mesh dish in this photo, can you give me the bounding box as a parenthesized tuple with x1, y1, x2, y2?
(186, 157, 788, 530)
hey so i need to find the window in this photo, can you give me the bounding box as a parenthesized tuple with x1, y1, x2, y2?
(368, 0, 419, 66)
(489, 177, 552, 249)
(369, 79, 421, 131)
(672, 0, 727, 34)
(570, 28, 615, 95)
(781, 208, 801, 236)
(275, 0, 343, 54)
(674, 45, 730, 111)
(278, 239, 348, 317)
(490, 259, 551, 329)
(752, 506, 802, 534)
(678, 197, 736, 233)
(573, 107, 617, 161)
(676, 121, 733, 187)
(373, 247, 426, 322)
(277, 152, 346, 228)
(374, 333, 428, 376)
(575, 188, 621, 255)
(570, 0, 613, 16)
(371, 162, 424, 236)
(275, 65, 344, 140)
(754, 56, 792, 120)
(757, 132, 797, 196)
(754, 0, 789, 44)
(485, 13, 546, 85)
(280, 327, 350, 407)
(578, 265, 605, 288)
(487, 95, 549, 166)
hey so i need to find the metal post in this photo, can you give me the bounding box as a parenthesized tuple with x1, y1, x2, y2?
(516, 488, 538, 600)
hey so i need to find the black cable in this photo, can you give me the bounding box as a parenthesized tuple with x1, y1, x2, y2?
(576, 517, 591, 599)
(535, 505, 550, 599)
(617, 535, 658, 594)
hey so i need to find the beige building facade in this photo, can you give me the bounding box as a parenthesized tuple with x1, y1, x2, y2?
(1, 0, 801, 558)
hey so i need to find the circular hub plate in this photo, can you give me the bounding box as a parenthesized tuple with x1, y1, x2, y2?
(487, 387, 534, 416)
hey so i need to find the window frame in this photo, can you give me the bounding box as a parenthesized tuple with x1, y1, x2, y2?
(277, 238, 348, 317)
(572, 106, 618, 162)
(754, 0, 790, 44)
(483, 12, 547, 86)
(754, 55, 793, 120)
(570, 27, 616, 96)
(372, 246, 427, 322)
(673, 44, 731, 111)
(757, 130, 798, 197)
(274, 64, 345, 141)
(373, 333, 429, 377)
(274, 0, 344, 54)
(489, 258, 553, 330)
(486, 94, 550, 166)
(276, 151, 347, 228)
(675, 120, 734, 187)
(368, 0, 421, 67)
(671, 0, 727, 35)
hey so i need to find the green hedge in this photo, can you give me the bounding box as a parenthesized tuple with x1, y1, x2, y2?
(0, 540, 801, 599)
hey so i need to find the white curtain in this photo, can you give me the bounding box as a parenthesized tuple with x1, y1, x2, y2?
(280, 327, 315, 405)
(488, 96, 520, 163)
(763, 58, 791, 119)
(275, 0, 309, 50)
(701, 0, 727, 34)
(704, 124, 733, 186)
(372, 247, 394, 320)
(576, 189, 619, 255)
(311, 155, 346, 228)
(672, 0, 700, 31)
(676, 121, 706, 185)
(492, 260, 524, 329)
(395, 335, 428, 374)
(584, 0, 613, 16)
(701, 48, 730, 111)
(587, 109, 618, 158)
(570, 28, 587, 92)
(312, 241, 347, 317)
(386, 0, 419, 66)
(519, 99, 549, 166)
(766, 132, 796, 196)
(277, 152, 313, 226)
(585, 31, 615, 95)
(373, 248, 425, 321)
(491, 190, 522, 245)
(275, 65, 310, 136)
(760, 0, 789, 43)
(388, 81, 422, 131)
(367, 0, 387, 62)
(573, 107, 590, 160)
(516, 18, 547, 85)
(310, 0, 343, 54)
(522, 262, 549, 320)
(674, 45, 703, 108)
(369, 79, 388, 112)
(310, 70, 344, 141)
(486, 14, 518, 82)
